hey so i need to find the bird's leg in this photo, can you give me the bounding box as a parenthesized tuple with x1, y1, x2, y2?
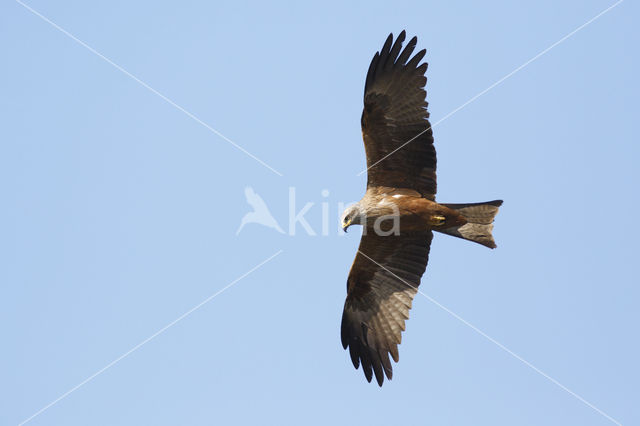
(427, 215, 446, 226)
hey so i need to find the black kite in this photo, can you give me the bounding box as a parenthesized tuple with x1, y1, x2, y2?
(340, 31, 503, 386)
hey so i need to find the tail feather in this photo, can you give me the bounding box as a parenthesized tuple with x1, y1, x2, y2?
(438, 200, 503, 248)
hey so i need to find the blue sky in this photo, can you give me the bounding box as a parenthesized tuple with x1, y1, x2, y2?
(1, 1, 638, 425)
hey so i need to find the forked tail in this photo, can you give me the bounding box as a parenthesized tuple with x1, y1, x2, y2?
(438, 200, 503, 248)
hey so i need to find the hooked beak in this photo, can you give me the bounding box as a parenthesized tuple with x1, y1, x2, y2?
(342, 219, 352, 233)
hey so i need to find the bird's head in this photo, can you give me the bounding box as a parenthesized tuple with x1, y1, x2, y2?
(340, 204, 363, 232)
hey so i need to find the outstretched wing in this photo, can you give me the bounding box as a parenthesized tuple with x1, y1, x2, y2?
(361, 31, 437, 199)
(341, 231, 433, 386)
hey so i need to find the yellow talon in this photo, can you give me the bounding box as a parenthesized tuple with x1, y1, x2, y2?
(429, 215, 446, 226)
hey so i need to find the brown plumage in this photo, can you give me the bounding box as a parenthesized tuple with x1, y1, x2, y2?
(340, 31, 503, 386)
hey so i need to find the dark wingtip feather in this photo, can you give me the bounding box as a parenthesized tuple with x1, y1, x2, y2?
(364, 52, 380, 95)
(397, 36, 418, 65)
(361, 349, 374, 383)
(385, 32, 406, 72)
(380, 350, 393, 380)
(406, 48, 427, 70)
(370, 351, 385, 386)
(340, 312, 349, 349)
(382, 33, 394, 55)
(349, 344, 360, 368)
(378, 33, 394, 70)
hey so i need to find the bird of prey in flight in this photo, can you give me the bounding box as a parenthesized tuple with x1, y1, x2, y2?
(340, 31, 502, 386)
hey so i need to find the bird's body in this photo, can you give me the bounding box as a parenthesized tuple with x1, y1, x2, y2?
(350, 186, 467, 232)
(340, 31, 502, 386)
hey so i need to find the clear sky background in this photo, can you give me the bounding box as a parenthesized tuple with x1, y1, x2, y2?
(1, 1, 638, 425)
